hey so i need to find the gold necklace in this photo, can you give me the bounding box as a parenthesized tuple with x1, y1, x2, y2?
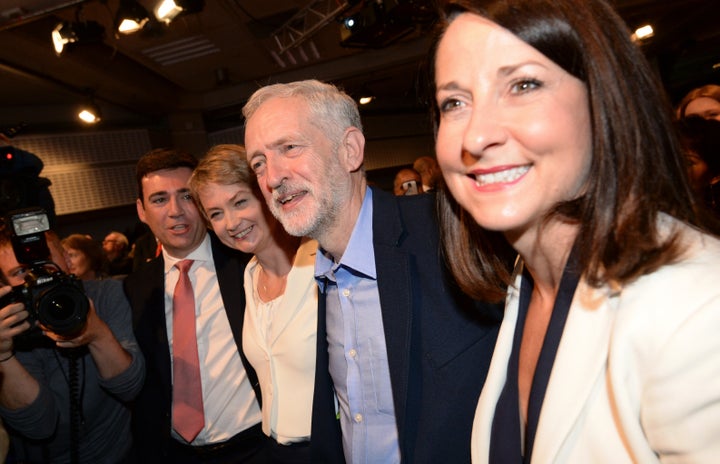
(258, 266, 288, 302)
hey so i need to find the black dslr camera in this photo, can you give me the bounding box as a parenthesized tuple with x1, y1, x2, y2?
(1, 208, 88, 336)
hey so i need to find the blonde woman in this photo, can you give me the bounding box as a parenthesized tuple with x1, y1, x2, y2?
(190, 144, 317, 463)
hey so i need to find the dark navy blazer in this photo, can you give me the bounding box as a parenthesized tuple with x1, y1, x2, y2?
(311, 188, 503, 463)
(123, 232, 259, 462)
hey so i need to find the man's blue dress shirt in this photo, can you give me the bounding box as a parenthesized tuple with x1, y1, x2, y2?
(315, 187, 400, 464)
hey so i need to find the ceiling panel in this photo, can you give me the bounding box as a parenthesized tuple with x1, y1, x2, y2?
(0, 0, 718, 134)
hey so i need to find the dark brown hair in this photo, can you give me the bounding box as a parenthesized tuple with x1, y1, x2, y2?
(432, 0, 697, 300)
(135, 148, 198, 203)
(61, 234, 107, 277)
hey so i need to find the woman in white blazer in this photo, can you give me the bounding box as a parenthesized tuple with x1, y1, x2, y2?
(431, 0, 720, 462)
(190, 144, 317, 463)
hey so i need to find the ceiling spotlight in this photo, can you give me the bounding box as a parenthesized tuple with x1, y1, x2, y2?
(359, 96, 374, 105)
(51, 20, 104, 56)
(344, 17, 356, 29)
(115, 0, 151, 34)
(52, 22, 75, 55)
(78, 100, 101, 124)
(631, 24, 654, 42)
(155, 0, 205, 24)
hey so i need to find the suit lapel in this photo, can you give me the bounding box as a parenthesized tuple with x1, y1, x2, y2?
(372, 189, 414, 450)
(209, 233, 263, 404)
(128, 257, 174, 400)
(211, 233, 247, 347)
(475, 269, 522, 459)
(531, 280, 617, 462)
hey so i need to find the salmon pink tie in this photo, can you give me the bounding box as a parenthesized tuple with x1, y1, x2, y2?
(172, 259, 204, 442)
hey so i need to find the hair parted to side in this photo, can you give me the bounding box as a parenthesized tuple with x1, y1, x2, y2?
(135, 148, 198, 202)
(188, 144, 259, 221)
(432, 0, 698, 300)
(61, 234, 107, 276)
(676, 84, 720, 119)
(242, 79, 363, 146)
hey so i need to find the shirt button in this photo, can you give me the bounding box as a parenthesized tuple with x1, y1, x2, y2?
(342, 288, 350, 297)
(348, 348, 357, 358)
(354, 413, 363, 423)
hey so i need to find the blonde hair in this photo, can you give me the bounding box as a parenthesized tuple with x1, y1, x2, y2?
(188, 144, 258, 221)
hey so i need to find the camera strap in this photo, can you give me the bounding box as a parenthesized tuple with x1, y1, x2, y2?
(68, 349, 82, 464)
(53, 347, 85, 464)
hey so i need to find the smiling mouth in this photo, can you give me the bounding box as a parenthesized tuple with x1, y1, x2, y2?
(278, 191, 305, 205)
(472, 165, 530, 186)
(231, 225, 253, 239)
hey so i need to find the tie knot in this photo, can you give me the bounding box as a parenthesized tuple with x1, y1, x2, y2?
(176, 259, 194, 274)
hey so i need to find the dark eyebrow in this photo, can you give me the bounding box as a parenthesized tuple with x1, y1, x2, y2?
(147, 191, 168, 201)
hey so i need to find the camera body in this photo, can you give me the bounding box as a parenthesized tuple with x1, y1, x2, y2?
(1, 208, 88, 337)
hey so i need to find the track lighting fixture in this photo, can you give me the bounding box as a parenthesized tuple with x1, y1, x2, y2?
(155, 0, 205, 24)
(78, 99, 102, 124)
(115, 0, 151, 34)
(51, 19, 104, 56)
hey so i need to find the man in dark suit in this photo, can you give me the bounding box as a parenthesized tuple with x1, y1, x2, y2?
(124, 148, 265, 463)
(243, 80, 502, 463)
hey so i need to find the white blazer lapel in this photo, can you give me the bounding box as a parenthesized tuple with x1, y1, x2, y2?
(531, 280, 619, 462)
(473, 267, 523, 463)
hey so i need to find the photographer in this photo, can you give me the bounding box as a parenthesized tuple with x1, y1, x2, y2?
(0, 222, 145, 463)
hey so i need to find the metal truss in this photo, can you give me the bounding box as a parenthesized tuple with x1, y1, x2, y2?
(271, 0, 350, 55)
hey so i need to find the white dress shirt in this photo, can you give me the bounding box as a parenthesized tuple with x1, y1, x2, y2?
(163, 234, 261, 445)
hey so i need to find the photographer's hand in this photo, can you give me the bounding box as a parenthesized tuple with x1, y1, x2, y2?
(0, 286, 30, 357)
(42, 299, 132, 379)
(0, 286, 41, 410)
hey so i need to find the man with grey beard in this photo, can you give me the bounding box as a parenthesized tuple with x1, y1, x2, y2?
(243, 79, 503, 464)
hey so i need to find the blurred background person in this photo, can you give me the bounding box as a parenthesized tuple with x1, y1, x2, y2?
(392, 167, 423, 196)
(190, 144, 317, 464)
(103, 231, 133, 277)
(412, 156, 442, 192)
(676, 84, 720, 121)
(62, 233, 108, 281)
(432, 0, 720, 462)
(676, 116, 720, 218)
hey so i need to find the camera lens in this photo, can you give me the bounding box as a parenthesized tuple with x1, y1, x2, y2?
(44, 294, 76, 320)
(37, 285, 89, 336)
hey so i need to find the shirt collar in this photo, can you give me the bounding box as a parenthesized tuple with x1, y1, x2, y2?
(316, 186, 376, 280)
(163, 232, 211, 274)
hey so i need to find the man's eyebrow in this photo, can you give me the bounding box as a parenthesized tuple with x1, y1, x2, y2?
(147, 191, 168, 200)
(249, 136, 297, 158)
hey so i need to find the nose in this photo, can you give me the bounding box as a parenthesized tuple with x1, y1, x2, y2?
(225, 211, 241, 233)
(264, 154, 289, 192)
(461, 101, 507, 163)
(168, 195, 183, 217)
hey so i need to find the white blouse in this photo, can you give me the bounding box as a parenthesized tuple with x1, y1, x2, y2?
(242, 239, 318, 444)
